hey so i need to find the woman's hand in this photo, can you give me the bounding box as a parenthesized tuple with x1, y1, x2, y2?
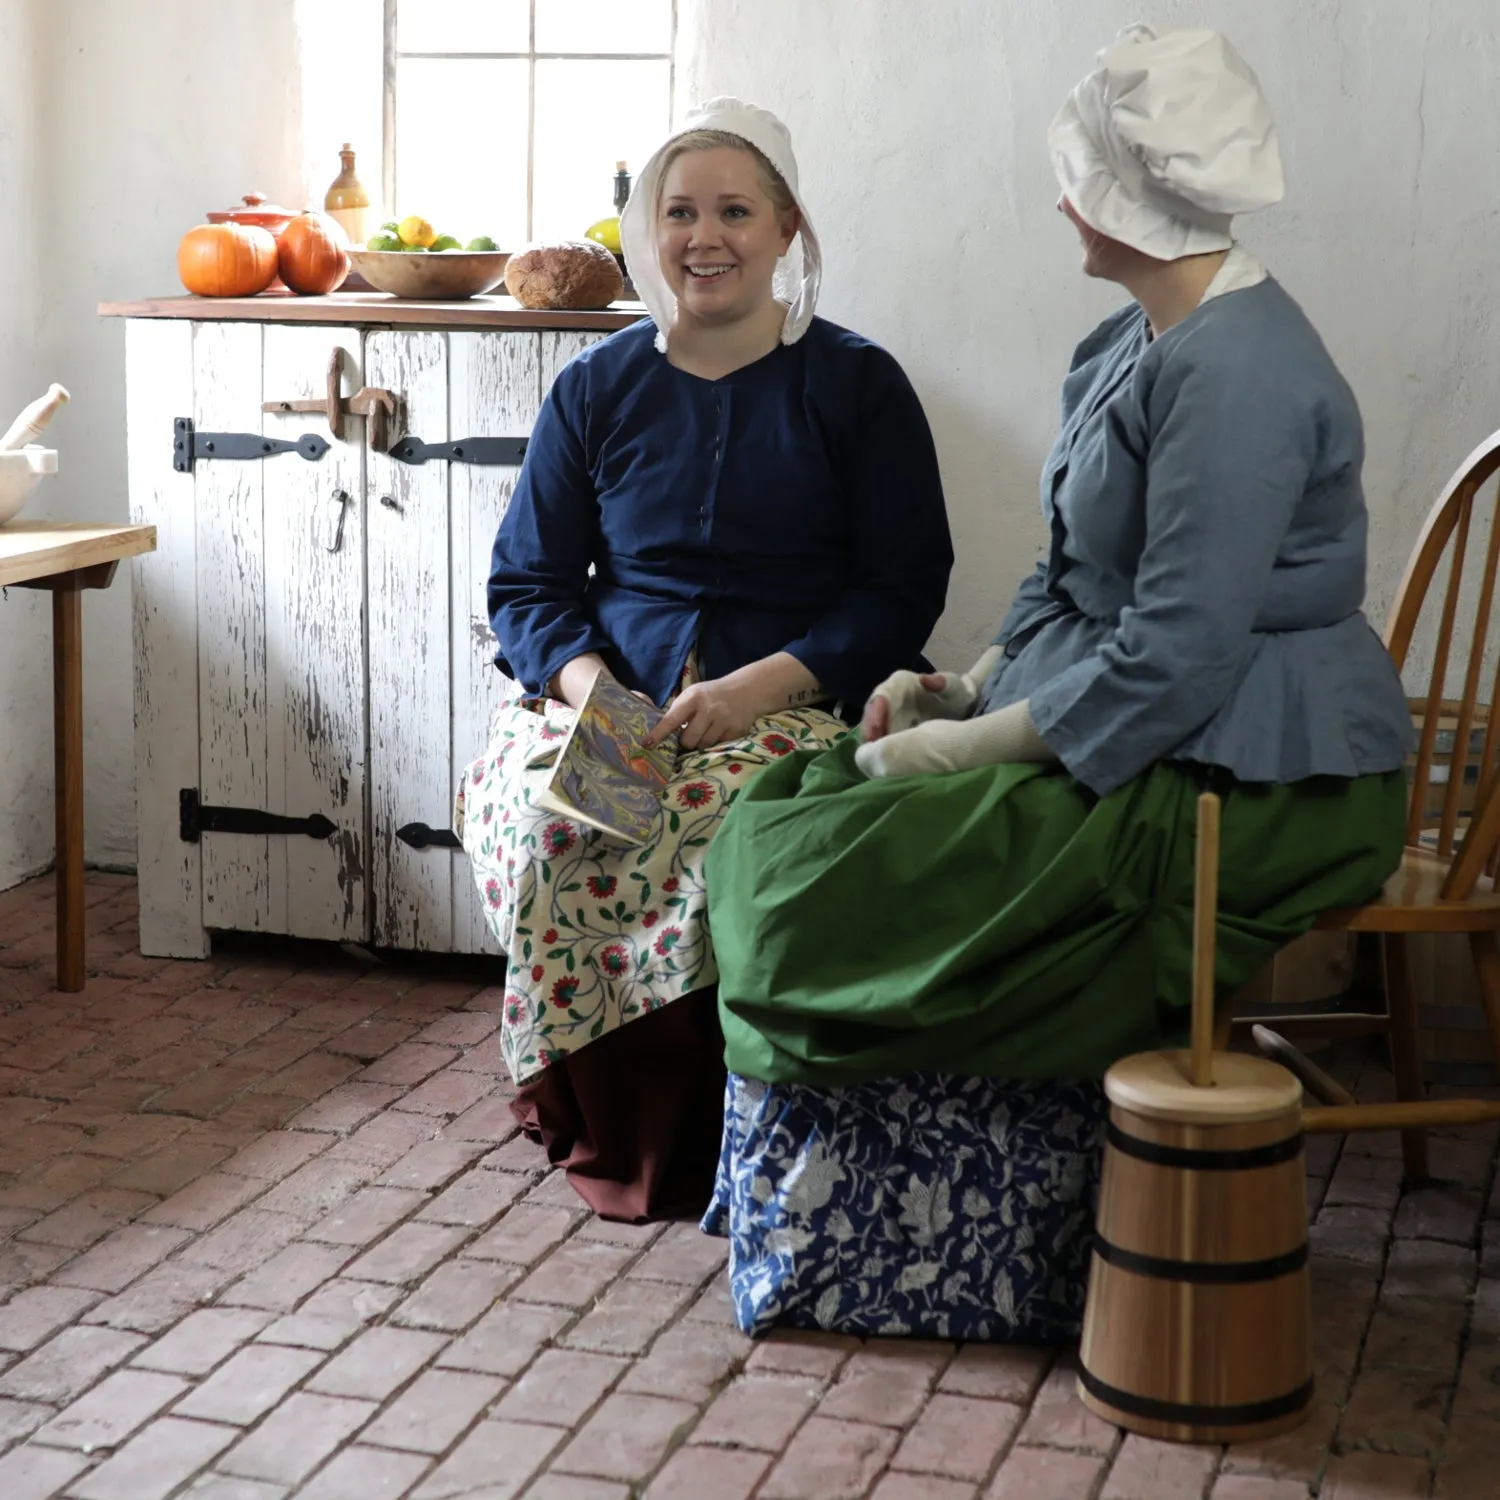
(860, 644, 1004, 743)
(855, 697, 1057, 778)
(644, 652, 826, 751)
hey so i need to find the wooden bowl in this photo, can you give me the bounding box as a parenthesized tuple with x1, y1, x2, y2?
(345, 249, 511, 300)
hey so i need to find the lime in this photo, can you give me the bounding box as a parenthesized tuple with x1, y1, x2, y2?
(466, 235, 500, 252)
(397, 214, 437, 248)
(365, 232, 401, 252)
(380, 219, 400, 233)
(430, 234, 462, 252)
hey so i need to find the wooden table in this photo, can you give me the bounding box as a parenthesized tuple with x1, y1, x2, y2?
(1, 522, 157, 989)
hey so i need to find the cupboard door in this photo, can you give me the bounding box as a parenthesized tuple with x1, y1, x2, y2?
(261, 324, 369, 942)
(447, 331, 544, 955)
(366, 329, 453, 950)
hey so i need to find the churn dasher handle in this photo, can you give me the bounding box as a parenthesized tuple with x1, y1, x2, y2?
(1189, 792, 1221, 1088)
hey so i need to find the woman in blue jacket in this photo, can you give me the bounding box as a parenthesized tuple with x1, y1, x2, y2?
(456, 98, 952, 1220)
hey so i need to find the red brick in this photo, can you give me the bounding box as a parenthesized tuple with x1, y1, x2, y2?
(82, 1262, 237, 1335)
(297, 1444, 432, 1500)
(108, 1138, 241, 1196)
(324, 1019, 419, 1060)
(407, 1418, 560, 1497)
(378, 1140, 489, 1192)
(626, 1224, 729, 1286)
(872, 1477, 977, 1500)
(511, 1241, 633, 1309)
(817, 1346, 950, 1428)
(0, 1324, 146, 1403)
(1341, 1365, 1451, 1456)
(694, 1372, 823, 1451)
(297, 1277, 404, 1326)
(0, 1395, 51, 1445)
(528, 1480, 633, 1500)
(175, 1343, 325, 1426)
(1, 1152, 121, 1211)
(218, 1392, 378, 1484)
(65, 1415, 238, 1499)
(0, 1120, 88, 1171)
(0, 1286, 101, 1352)
(1395, 1184, 1485, 1245)
(307, 1325, 447, 1401)
(415, 1012, 496, 1047)
(144, 1064, 269, 1119)
(139, 1172, 266, 1232)
(324, 1111, 438, 1173)
(1325, 1153, 1403, 1212)
(1, 1024, 102, 1072)
(1363, 1295, 1470, 1369)
(0, 1444, 90, 1500)
(362, 1368, 505, 1455)
(255, 1312, 367, 1354)
(288, 1082, 405, 1133)
(939, 1345, 1052, 1404)
(177, 1209, 304, 1275)
(392, 1068, 494, 1118)
(619, 1323, 751, 1405)
(893, 1393, 1023, 1481)
(205, 1092, 306, 1133)
(759, 1415, 901, 1500)
(680, 1277, 738, 1327)
(553, 1392, 698, 1482)
(649, 1446, 772, 1499)
(217, 1130, 329, 1181)
(0, 1238, 72, 1285)
(198, 1004, 291, 1047)
(414, 1169, 528, 1229)
(131, 1308, 274, 1377)
(253, 1157, 374, 1221)
(560, 1277, 695, 1357)
(466, 1206, 579, 1266)
(985, 1446, 1108, 1499)
(31, 1368, 189, 1450)
(437, 1302, 572, 1378)
(1309, 1205, 1391, 1266)
(479, 1136, 548, 1174)
(1434, 1415, 1500, 1499)
(218, 1240, 352, 1313)
(305, 1185, 427, 1247)
(744, 1329, 859, 1380)
(496, 1349, 628, 1427)
(522, 1170, 589, 1212)
(391, 1258, 520, 1332)
(1014, 1359, 1121, 1455)
(343, 1223, 469, 1284)
(359, 1044, 459, 1087)
(444, 1096, 519, 1144)
(571, 1217, 669, 1250)
(1319, 1451, 1430, 1498)
(1218, 1401, 1338, 1484)
(1101, 1434, 1220, 1498)
(1210, 1478, 1318, 1500)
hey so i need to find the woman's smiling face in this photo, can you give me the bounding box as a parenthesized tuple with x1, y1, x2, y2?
(657, 146, 798, 327)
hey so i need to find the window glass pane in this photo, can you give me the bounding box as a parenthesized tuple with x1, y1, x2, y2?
(395, 59, 530, 250)
(534, 0, 672, 55)
(397, 0, 529, 54)
(532, 59, 670, 241)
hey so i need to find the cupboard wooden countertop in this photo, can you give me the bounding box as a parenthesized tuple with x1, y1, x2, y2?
(0, 521, 156, 587)
(98, 292, 648, 331)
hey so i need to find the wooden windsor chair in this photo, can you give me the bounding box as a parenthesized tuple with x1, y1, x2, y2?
(1238, 428, 1500, 1180)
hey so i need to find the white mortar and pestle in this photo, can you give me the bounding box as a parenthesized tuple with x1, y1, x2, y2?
(0, 383, 68, 524)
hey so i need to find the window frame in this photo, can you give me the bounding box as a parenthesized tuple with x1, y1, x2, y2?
(381, 0, 677, 239)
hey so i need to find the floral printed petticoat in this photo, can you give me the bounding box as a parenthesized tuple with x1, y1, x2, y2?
(455, 691, 847, 1084)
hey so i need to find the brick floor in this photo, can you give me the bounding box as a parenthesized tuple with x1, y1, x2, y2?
(0, 873, 1497, 1497)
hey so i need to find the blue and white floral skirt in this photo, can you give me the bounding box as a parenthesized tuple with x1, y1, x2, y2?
(700, 1071, 1107, 1342)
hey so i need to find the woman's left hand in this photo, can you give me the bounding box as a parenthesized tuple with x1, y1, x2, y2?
(646, 678, 765, 750)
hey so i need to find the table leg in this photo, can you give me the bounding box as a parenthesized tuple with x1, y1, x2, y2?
(53, 585, 85, 991)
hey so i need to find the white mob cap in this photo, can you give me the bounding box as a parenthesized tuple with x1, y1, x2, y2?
(620, 96, 822, 353)
(1049, 24, 1284, 260)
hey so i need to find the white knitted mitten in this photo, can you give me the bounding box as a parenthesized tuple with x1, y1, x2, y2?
(865, 645, 1004, 735)
(854, 697, 1058, 779)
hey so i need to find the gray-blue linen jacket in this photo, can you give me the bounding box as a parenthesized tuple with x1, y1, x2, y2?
(980, 278, 1413, 796)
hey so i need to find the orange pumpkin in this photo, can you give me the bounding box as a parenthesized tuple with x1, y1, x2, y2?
(277, 211, 350, 295)
(177, 223, 279, 297)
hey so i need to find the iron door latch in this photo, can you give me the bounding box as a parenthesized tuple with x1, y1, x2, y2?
(173, 417, 330, 473)
(387, 435, 528, 466)
(180, 788, 335, 842)
(395, 821, 463, 850)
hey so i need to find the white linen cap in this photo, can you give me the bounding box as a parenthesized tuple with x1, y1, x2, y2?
(620, 97, 822, 353)
(1049, 25, 1284, 260)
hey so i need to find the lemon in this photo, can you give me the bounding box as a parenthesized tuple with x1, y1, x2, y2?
(430, 234, 462, 252)
(397, 215, 437, 248)
(365, 231, 401, 252)
(585, 217, 622, 255)
(466, 235, 499, 252)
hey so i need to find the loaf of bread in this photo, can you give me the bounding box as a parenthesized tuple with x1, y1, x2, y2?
(504, 240, 623, 309)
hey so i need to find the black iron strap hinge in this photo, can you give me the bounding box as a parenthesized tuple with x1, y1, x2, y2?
(180, 788, 335, 842)
(173, 417, 330, 474)
(387, 435, 528, 467)
(396, 821, 463, 850)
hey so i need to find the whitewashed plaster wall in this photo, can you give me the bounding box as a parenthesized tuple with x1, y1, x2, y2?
(676, 0, 1500, 667)
(0, 0, 380, 888)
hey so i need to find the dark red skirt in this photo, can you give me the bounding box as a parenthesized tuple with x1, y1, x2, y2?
(509, 988, 727, 1223)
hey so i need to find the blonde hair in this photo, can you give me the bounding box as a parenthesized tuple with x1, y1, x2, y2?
(655, 130, 796, 218)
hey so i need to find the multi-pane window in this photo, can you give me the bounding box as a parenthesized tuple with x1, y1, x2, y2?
(385, 0, 675, 250)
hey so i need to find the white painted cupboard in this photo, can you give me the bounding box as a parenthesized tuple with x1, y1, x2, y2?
(108, 296, 640, 959)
